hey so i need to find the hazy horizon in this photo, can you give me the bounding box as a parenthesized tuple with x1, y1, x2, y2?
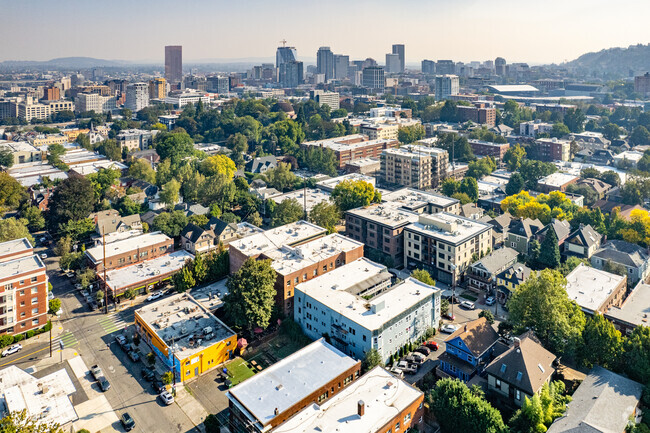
(3, 0, 650, 65)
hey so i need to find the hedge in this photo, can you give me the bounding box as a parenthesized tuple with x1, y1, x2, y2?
(0, 321, 52, 348)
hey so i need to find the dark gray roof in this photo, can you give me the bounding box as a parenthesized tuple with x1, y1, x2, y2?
(445, 317, 500, 357)
(566, 225, 602, 249)
(180, 223, 213, 243)
(509, 217, 544, 238)
(472, 247, 519, 275)
(497, 262, 532, 286)
(479, 212, 514, 232)
(246, 156, 277, 173)
(593, 240, 649, 268)
(207, 217, 238, 236)
(175, 203, 210, 216)
(538, 219, 571, 242)
(547, 366, 643, 433)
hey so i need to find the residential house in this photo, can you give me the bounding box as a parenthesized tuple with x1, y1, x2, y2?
(506, 218, 544, 255)
(174, 202, 210, 217)
(593, 199, 645, 221)
(496, 263, 532, 304)
(575, 178, 612, 200)
(591, 239, 650, 285)
(563, 224, 602, 259)
(438, 317, 502, 382)
(207, 218, 262, 246)
(180, 224, 216, 255)
(547, 366, 643, 433)
(460, 203, 484, 220)
(181, 219, 262, 255)
(89, 209, 142, 236)
(245, 156, 277, 174)
(467, 247, 519, 293)
(606, 282, 650, 336)
(485, 333, 556, 408)
(565, 263, 627, 315)
(534, 219, 571, 249)
(479, 213, 514, 248)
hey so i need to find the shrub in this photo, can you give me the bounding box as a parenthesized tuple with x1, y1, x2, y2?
(26, 330, 35, 339)
(162, 371, 173, 385)
(13, 334, 24, 342)
(0, 335, 14, 348)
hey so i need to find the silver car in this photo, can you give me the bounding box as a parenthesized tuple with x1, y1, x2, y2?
(159, 390, 174, 405)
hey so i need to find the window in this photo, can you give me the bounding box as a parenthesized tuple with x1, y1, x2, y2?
(404, 413, 411, 423)
(31, 277, 37, 283)
(19, 290, 24, 296)
(516, 389, 521, 400)
(32, 318, 39, 326)
(31, 287, 38, 294)
(322, 266, 327, 272)
(3, 284, 10, 290)
(19, 280, 24, 285)
(395, 421, 400, 431)
(32, 308, 38, 314)
(496, 379, 501, 388)
(500, 363, 507, 373)
(313, 269, 317, 276)
(31, 297, 38, 304)
(294, 277, 299, 284)
(511, 242, 516, 248)
(303, 273, 307, 281)
(286, 281, 291, 287)
(516, 371, 523, 382)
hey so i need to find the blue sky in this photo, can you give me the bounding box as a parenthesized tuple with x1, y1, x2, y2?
(2, 0, 650, 64)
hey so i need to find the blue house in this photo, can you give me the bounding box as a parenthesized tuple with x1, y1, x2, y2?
(438, 317, 502, 382)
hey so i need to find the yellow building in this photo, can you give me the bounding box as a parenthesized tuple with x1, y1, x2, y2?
(149, 78, 167, 100)
(62, 129, 90, 142)
(29, 134, 68, 147)
(134, 293, 237, 382)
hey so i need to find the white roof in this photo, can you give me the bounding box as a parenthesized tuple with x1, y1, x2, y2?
(613, 151, 644, 163)
(8, 162, 67, 187)
(273, 367, 422, 433)
(344, 157, 380, 168)
(0, 140, 40, 153)
(302, 134, 396, 153)
(0, 238, 32, 259)
(227, 339, 359, 429)
(553, 161, 627, 185)
(566, 264, 626, 313)
(103, 250, 193, 292)
(405, 213, 492, 246)
(538, 172, 579, 188)
(346, 202, 419, 228)
(229, 220, 327, 257)
(271, 188, 331, 213)
(488, 84, 539, 93)
(85, 231, 171, 263)
(0, 255, 45, 278)
(266, 234, 363, 276)
(315, 174, 375, 191)
(382, 188, 459, 210)
(606, 283, 650, 327)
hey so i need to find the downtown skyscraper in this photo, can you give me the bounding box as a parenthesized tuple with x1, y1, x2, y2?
(392, 44, 405, 73)
(165, 45, 183, 85)
(317, 47, 335, 81)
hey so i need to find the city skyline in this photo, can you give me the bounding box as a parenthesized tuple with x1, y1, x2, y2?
(2, 0, 650, 65)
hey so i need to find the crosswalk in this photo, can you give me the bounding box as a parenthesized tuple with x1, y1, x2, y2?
(55, 331, 78, 349)
(97, 313, 131, 335)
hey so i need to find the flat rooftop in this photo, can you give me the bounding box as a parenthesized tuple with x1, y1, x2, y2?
(190, 278, 229, 311)
(382, 188, 459, 210)
(271, 188, 331, 213)
(538, 172, 580, 187)
(405, 213, 492, 245)
(315, 173, 375, 192)
(264, 234, 363, 276)
(85, 231, 171, 264)
(273, 366, 422, 433)
(95, 229, 144, 245)
(136, 292, 235, 360)
(230, 220, 327, 257)
(302, 134, 396, 153)
(566, 264, 625, 313)
(0, 255, 45, 278)
(346, 202, 418, 228)
(0, 140, 40, 153)
(227, 339, 359, 430)
(344, 157, 379, 168)
(0, 238, 32, 260)
(606, 283, 650, 327)
(103, 250, 193, 292)
(296, 266, 438, 331)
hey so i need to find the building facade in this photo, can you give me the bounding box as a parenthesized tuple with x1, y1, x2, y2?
(125, 83, 149, 112)
(435, 74, 459, 100)
(164, 45, 183, 85)
(362, 67, 385, 93)
(148, 78, 167, 99)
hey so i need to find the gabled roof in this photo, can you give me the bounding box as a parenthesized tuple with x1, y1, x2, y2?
(509, 217, 544, 238)
(460, 203, 484, 219)
(246, 156, 277, 173)
(485, 332, 555, 395)
(180, 223, 214, 243)
(537, 219, 571, 242)
(593, 239, 649, 268)
(497, 262, 532, 286)
(480, 212, 514, 232)
(472, 247, 518, 275)
(207, 217, 238, 236)
(445, 317, 500, 357)
(577, 178, 612, 194)
(175, 202, 210, 216)
(566, 224, 602, 249)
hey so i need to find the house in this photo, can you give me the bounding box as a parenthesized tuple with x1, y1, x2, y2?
(563, 224, 602, 259)
(174, 202, 210, 217)
(591, 239, 650, 285)
(592, 199, 645, 221)
(180, 224, 216, 255)
(207, 217, 262, 246)
(506, 218, 544, 255)
(467, 247, 519, 293)
(460, 203, 485, 220)
(496, 263, 532, 304)
(606, 282, 650, 336)
(537, 172, 579, 193)
(438, 317, 502, 382)
(245, 156, 277, 174)
(181, 219, 262, 254)
(565, 264, 627, 315)
(575, 178, 612, 200)
(479, 213, 514, 247)
(485, 333, 556, 408)
(89, 209, 142, 235)
(547, 366, 643, 433)
(534, 219, 571, 248)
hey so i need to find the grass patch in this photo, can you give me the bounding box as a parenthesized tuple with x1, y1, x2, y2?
(460, 293, 478, 301)
(225, 358, 255, 385)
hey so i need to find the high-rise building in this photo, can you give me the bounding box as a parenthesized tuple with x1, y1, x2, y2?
(422, 60, 435, 75)
(310, 90, 339, 110)
(362, 66, 385, 93)
(148, 78, 167, 100)
(125, 83, 149, 112)
(634, 72, 650, 98)
(316, 47, 335, 81)
(495, 57, 507, 76)
(207, 76, 230, 94)
(392, 44, 405, 73)
(164, 45, 183, 84)
(435, 74, 459, 100)
(276, 45, 297, 68)
(385, 53, 401, 74)
(42, 86, 60, 101)
(334, 54, 349, 80)
(279, 61, 304, 88)
(436, 60, 456, 75)
(75, 93, 116, 114)
(381, 145, 449, 189)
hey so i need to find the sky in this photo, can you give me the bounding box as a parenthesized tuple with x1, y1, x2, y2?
(2, 0, 650, 65)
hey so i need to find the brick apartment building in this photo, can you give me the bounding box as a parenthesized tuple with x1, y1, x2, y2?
(0, 239, 49, 335)
(457, 104, 496, 126)
(534, 138, 571, 162)
(85, 232, 174, 272)
(302, 134, 399, 169)
(468, 139, 509, 160)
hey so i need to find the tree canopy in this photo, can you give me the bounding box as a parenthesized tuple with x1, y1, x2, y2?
(224, 258, 276, 331)
(331, 180, 381, 211)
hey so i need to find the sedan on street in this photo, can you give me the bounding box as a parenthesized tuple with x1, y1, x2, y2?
(1, 344, 22, 357)
(159, 390, 174, 405)
(460, 300, 476, 310)
(441, 324, 459, 334)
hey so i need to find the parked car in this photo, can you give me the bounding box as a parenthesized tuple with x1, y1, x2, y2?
(115, 335, 127, 348)
(443, 312, 455, 320)
(415, 346, 431, 356)
(389, 365, 404, 377)
(89, 301, 99, 311)
(460, 300, 476, 310)
(1, 344, 22, 357)
(441, 324, 459, 334)
(128, 351, 140, 362)
(425, 341, 440, 351)
(159, 390, 174, 405)
(152, 380, 165, 394)
(40, 253, 47, 259)
(121, 413, 135, 431)
(90, 365, 103, 380)
(405, 353, 425, 365)
(146, 291, 163, 302)
(397, 361, 417, 374)
(98, 376, 111, 392)
(485, 296, 496, 306)
(141, 369, 156, 382)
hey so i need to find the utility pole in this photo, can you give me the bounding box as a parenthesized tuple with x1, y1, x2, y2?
(103, 227, 108, 314)
(49, 319, 52, 357)
(303, 183, 307, 221)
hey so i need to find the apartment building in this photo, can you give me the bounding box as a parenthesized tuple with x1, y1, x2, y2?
(115, 129, 154, 152)
(164, 90, 210, 108)
(520, 121, 553, 137)
(534, 138, 571, 162)
(468, 139, 509, 160)
(125, 83, 149, 112)
(404, 213, 493, 284)
(17, 98, 74, 122)
(301, 134, 399, 169)
(380, 145, 448, 189)
(457, 105, 496, 126)
(74, 93, 116, 114)
(85, 231, 174, 272)
(295, 258, 441, 363)
(0, 141, 44, 165)
(0, 239, 49, 335)
(148, 78, 167, 99)
(435, 74, 459, 100)
(359, 123, 399, 140)
(310, 90, 339, 110)
(382, 188, 460, 215)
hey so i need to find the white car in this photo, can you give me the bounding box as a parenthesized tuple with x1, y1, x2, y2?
(441, 324, 459, 334)
(460, 301, 476, 310)
(159, 390, 174, 405)
(2, 344, 22, 357)
(40, 253, 47, 259)
(146, 291, 163, 302)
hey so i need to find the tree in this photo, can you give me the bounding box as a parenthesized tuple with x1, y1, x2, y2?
(0, 147, 13, 168)
(509, 381, 570, 433)
(155, 131, 194, 162)
(519, 160, 557, 190)
(159, 179, 181, 207)
(507, 269, 585, 355)
(361, 348, 383, 372)
(459, 177, 479, 202)
(621, 326, 650, 383)
(127, 158, 156, 184)
(201, 154, 236, 179)
(506, 172, 526, 196)
(478, 310, 494, 324)
(0, 409, 66, 433)
(248, 211, 263, 227)
(550, 122, 570, 138)
(76, 268, 96, 290)
(152, 211, 188, 237)
(538, 228, 561, 268)
(224, 258, 276, 331)
(397, 124, 426, 144)
(47, 175, 95, 231)
(331, 179, 380, 211)
(95, 290, 105, 303)
(47, 143, 67, 169)
(441, 178, 459, 197)
(452, 192, 472, 204)
(503, 144, 527, 171)
(411, 269, 435, 286)
(22, 206, 45, 231)
(603, 259, 627, 277)
(602, 123, 623, 141)
(427, 378, 507, 433)
(262, 162, 297, 192)
(467, 157, 496, 180)
(97, 139, 121, 161)
(204, 414, 221, 433)
(270, 199, 304, 228)
(172, 266, 196, 293)
(0, 172, 27, 212)
(193, 252, 208, 284)
(564, 108, 586, 133)
(0, 218, 33, 244)
(630, 126, 650, 146)
(580, 313, 622, 369)
(310, 201, 340, 233)
(48, 298, 61, 315)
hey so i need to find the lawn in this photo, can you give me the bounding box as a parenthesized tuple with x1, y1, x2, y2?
(243, 333, 309, 369)
(224, 358, 255, 386)
(460, 292, 478, 301)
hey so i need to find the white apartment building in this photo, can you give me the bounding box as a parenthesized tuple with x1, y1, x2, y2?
(310, 90, 340, 110)
(74, 93, 116, 114)
(17, 98, 74, 122)
(125, 83, 149, 112)
(519, 120, 553, 137)
(164, 90, 210, 108)
(435, 74, 460, 101)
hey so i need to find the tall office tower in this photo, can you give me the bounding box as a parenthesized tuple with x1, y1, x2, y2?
(148, 77, 167, 99)
(422, 60, 436, 75)
(125, 82, 149, 112)
(43, 86, 60, 101)
(334, 55, 349, 80)
(207, 76, 230, 94)
(279, 61, 304, 88)
(436, 60, 455, 75)
(276, 45, 297, 68)
(385, 53, 401, 74)
(165, 45, 183, 85)
(495, 57, 506, 76)
(362, 66, 385, 93)
(316, 47, 335, 81)
(435, 75, 459, 100)
(392, 44, 405, 73)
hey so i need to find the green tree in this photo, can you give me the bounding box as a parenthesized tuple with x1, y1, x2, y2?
(630, 126, 650, 146)
(155, 131, 195, 162)
(224, 258, 276, 331)
(47, 143, 67, 169)
(361, 348, 383, 372)
(538, 228, 561, 268)
(550, 122, 570, 138)
(172, 265, 196, 293)
(509, 394, 546, 433)
(459, 177, 479, 202)
(262, 162, 297, 192)
(478, 310, 495, 324)
(201, 154, 236, 179)
(519, 160, 557, 190)
(47, 175, 96, 231)
(0, 218, 34, 244)
(452, 192, 472, 204)
(507, 269, 586, 355)
(503, 144, 527, 171)
(161, 371, 173, 385)
(309, 201, 340, 233)
(0, 409, 66, 433)
(193, 252, 208, 284)
(21, 206, 45, 231)
(604, 260, 628, 277)
(97, 139, 121, 161)
(152, 210, 188, 237)
(564, 108, 586, 133)
(270, 199, 304, 228)
(580, 313, 622, 369)
(0, 172, 26, 212)
(621, 326, 650, 384)
(467, 157, 496, 179)
(397, 124, 426, 144)
(48, 298, 61, 315)
(411, 269, 435, 286)
(0, 147, 13, 168)
(127, 158, 156, 184)
(602, 123, 623, 141)
(331, 179, 380, 211)
(441, 178, 459, 197)
(76, 268, 96, 290)
(506, 172, 526, 196)
(159, 179, 181, 207)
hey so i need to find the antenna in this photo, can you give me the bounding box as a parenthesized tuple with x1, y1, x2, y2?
(280, 39, 287, 47)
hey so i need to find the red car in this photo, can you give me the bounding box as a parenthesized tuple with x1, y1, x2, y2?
(425, 341, 439, 351)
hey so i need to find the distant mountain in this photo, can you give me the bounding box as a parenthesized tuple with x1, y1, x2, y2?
(561, 44, 650, 77)
(0, 57, 135, 69)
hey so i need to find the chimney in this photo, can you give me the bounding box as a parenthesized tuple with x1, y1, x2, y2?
(274, 408, 279, 416)
(464, 324, 468, 333)
(357, 400, 365, 417)
(513, 337, 521, 348)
